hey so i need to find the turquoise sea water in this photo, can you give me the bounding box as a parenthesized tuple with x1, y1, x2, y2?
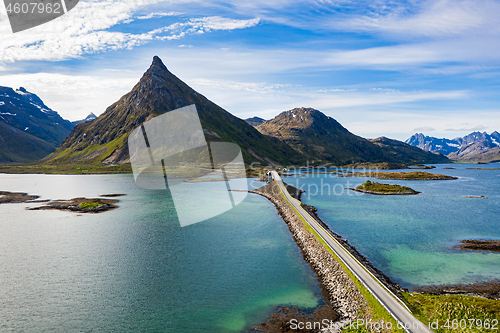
(1, 164, 499, 331)
(293, 163, 500, 289)
(0, 174, 321, 332)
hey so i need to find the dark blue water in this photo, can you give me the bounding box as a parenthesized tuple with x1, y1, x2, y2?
(291, 163, 500, 289)
(0, 174, 321, 332)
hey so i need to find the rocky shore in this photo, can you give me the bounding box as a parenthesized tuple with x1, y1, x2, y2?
(453, 239, 500, 253)
(27, 197, 120, 213)
(0, 191, 40, 203)
(339, 171, 457, 180)
(413, 280, 500, 300)
(250, 182, 371, 329)
(350, 181, 420, 196)
(0, 191, 122, 214)
(351, 188, 420, 195)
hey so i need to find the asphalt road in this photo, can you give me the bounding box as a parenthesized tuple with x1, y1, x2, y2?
(270, 171, 434, 333)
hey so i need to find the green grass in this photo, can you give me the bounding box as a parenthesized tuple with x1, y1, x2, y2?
(48, 132, 130, 164)
(275, 182, 405, 332)
(403, 293, 500, 333)
(467, 167, 500, 170)
(78, 202, 104, 209)
(355, 180, 419, 194)
(346, 171, 457, 180)
(0, 163, 132, 174)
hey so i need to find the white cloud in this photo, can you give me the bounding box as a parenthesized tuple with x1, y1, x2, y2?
(310, 90, 467, 109)
(0, 0, 162, 62)
(322, 38, 500, 71)
(0, 0, 260, 63)
(341, 111, 500, 141)
(445, 125, 488, 132)
(185, 75, 468, 119)
(414, 127, 436, 132)
(137, 12, 182, 20)
(190, 78, 291, 94)
(337, 0, 497, 37)
(153, 16, 260, 40)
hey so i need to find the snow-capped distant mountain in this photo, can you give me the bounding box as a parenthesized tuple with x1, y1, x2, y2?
(72, 112, 97, 125)
(0, 86, 73, 162)
(405, 133, 460, 155)
(406, 131, 500, 162)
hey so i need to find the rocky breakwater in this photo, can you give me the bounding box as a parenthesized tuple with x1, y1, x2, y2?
(251, 182, 370, 325)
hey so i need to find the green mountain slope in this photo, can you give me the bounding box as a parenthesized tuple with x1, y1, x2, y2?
(0, 122, 55, 163)
(47, 56, 300, 166)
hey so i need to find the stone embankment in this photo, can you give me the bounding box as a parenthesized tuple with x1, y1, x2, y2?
(251, 182, 370, 325)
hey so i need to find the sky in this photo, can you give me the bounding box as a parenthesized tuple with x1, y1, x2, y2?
(1, 0, 500, 141)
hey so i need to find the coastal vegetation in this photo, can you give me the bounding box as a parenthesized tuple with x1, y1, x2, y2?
(78, 201, 105, 210)
(27, 197, 119, 213)
(340, 171, 457, 180)
(0, 162, 132, 174)
(404, 293, 500, 333)
(467, 167, 500, 170)
(407, 165, 436, 169)
(352, 180, 420, 195)
(340, 162, 407, 170)
(302, 221, 404, 332)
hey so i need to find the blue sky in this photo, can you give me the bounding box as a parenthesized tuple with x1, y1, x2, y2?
(1, 0, 500, 141)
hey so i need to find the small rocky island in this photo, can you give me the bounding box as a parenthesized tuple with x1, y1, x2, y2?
(454, 239, 500, 253)
(0, 191, 121, 213)
(27, 197, 120, 213)
(0, 191, 40, 203)
(340, 171, 457, 180)
(351, 180, 420, 195)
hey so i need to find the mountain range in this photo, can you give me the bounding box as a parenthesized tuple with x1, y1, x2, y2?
(0, 86, 73, 163)
(255, 108, 448, 165)
(48, 56, 299, 166)
(4, 57, 451, 167)
(406, 132, 500, 163)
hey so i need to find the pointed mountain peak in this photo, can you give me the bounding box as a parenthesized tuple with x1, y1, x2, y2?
(142, 56, 178, 85)
(151, 56, 168, 71)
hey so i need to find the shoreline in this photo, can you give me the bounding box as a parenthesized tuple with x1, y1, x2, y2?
(350, 188, 420, 195)
(250, 182, 370, 326)
(252, 180, 500, 303)
(289, 189, 407, 297)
